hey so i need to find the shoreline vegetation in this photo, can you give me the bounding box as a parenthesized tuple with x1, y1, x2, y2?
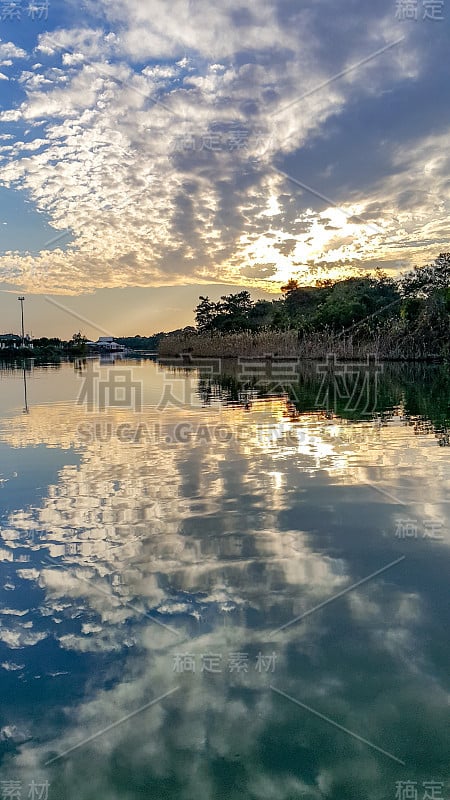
(0, 334, 162, 364)
(160, 254, 450, 361)
(0, 335, 89, 362)
(1, 254, 449, 364)
(158, 328, 448, 361)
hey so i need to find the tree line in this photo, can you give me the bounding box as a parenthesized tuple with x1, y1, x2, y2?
(194, 253, 450, 352)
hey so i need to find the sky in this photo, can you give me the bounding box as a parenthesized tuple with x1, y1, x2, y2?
(0, 0, 449, 337)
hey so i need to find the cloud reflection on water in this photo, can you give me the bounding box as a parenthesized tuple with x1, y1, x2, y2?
(0, 363, 448, 798)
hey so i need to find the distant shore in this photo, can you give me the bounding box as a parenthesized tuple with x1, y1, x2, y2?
(0, 345, 86, 361)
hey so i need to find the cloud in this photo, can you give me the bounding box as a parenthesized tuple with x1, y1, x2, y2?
(0, 627, 47, 648)
(0, 3, 448, 293)
(0, 40, 27, 61)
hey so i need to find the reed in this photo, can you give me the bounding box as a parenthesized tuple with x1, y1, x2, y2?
(158, 328, 446, 361)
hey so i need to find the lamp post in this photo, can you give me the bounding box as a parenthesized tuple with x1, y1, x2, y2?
(18, 296, 25, 347)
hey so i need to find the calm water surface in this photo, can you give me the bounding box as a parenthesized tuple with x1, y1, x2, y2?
(0, 358, 448, 800)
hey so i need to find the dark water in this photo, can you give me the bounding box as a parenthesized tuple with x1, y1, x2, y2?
(0, 358, 448, 800)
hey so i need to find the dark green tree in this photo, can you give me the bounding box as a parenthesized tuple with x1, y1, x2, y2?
(195, 296, 220, 332)
(400, 253, 450, 297)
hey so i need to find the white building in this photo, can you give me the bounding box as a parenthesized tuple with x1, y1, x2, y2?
(87, 336, 126, 352)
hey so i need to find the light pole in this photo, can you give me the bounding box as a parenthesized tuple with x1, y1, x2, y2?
(18, 296, 25, 347)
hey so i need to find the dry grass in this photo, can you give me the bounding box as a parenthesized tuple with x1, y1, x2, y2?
(158, 329, 443, 361)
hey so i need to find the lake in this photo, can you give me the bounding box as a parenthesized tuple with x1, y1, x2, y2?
(0, 357, 448, 800)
